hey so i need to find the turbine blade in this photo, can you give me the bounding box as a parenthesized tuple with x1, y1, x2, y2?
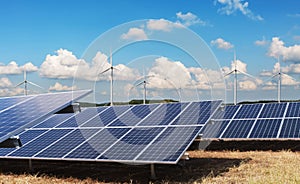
(224, 70, 234, 76)
(99, 67, 111, 75)
(15, 81, 25, 87)
(27, 81, 44, 89)
(135, 81, 144, 86)
(237, 70, 257, 79)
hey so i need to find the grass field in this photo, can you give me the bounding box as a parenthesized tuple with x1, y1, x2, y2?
(0, 151, 299, 183)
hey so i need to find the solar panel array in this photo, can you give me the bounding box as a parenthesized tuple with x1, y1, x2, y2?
(201, 102, 300, 139)
(0, 100, 222, 164)
(0, 90, 91, 144)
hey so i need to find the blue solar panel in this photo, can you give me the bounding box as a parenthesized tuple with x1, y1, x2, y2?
(234, 104, 263, 119)
(285, 102, 300, 117)
(201, 120, 230, 138)
(0, 90, 91, 143)
(172, 101, 221, 125)
(65, 128, 131, 159)
(279, 119, 300, 138)
(33, 114, 75, 128)
(138, 103, 188, 126)
(258, 103, 287, 118)
(99, 127, 164, 161)
(8, 129, 72, 157)
(249, 119, 282, 138)
(0, 100, 222, 164)
(221, 120, 255, 138)
(212, 105, 239, 120)
(109, 104, 160, 127)
(0, 96, 30, 112)
(135, 126, 202, 163)
(82, 106, 131, 127)
(36, 129, 100, 158)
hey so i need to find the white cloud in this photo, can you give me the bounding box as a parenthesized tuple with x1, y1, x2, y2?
(0, 61, 38, 75)
(255, 37, 269, 46)
(268, 37, 300, 62)
(39, 49, 139, 81)
(147, 57, 192, 89)
(49, 82, 77, 91)
(216, 0, 263, 21)
(146, 19, 183, 32)
(0, 88, 23, 97)
(0, 77, 12, 88)
(223, 59, 248, 74)
(211, 38, 234, 50)
(176, 12, 208, 26)
(121, 27, 148, 41)
(39, 49, 87, 79)
(239, 80, 257, 90)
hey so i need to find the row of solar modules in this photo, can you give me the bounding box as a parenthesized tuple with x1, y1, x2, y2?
(0, 90, 91, 143)
(201, 102, 300, 139)
(0, 100, 222, 164)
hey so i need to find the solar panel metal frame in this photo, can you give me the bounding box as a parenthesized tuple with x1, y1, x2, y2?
(0, 100, 222, 164)
(0, 90, 92, 143)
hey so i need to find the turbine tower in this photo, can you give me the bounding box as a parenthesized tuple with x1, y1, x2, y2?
(225, 51, 256, 105)
(270, 57, 282, 103)
(99, 50, 117, 106)
(16, 70, 43, 96)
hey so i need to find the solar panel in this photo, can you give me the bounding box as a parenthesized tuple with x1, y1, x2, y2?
(0, 90, 91, 143)
(202, 102, 300, 140)
(0, 100, 222, 164)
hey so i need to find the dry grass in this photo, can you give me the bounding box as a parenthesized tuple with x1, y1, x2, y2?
(0, 151, 299, 183)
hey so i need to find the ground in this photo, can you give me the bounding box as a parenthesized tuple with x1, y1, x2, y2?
(0, 151, 299, 183)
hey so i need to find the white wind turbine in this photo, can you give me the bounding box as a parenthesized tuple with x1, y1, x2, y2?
(99, 50, 117, 106)
(134, 70, 154, 105)
(264, 56, 293, 103)
(15, 70, 43, 96)
(225, 51, 256, 105)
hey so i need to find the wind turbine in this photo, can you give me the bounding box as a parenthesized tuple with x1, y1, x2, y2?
(99, 50, 117, 106)
(16, 70, 43, 96)
(225, 51, 256, 105)
(135, 71, 154, 104)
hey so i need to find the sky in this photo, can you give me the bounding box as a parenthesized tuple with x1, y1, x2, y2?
(0, 0, 300, 104)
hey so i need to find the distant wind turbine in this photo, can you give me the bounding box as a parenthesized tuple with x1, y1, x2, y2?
(225, 51, 256, 105)
(264, 56, 293, 103)
(134, 69, 155, 104)
(15, 70, 43, 96)
(99, 50, 117, 106)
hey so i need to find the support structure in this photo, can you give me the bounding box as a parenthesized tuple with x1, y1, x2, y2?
(150, 163, 157, 180)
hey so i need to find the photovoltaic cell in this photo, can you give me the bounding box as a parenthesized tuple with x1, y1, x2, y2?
(200, 120, 230, 138)
(258, 103, 287, 118)
(285, 102, 300, 117)
(136, 126, 202, 163)
(222, 120, 255, 138)
(249, 119, 282, 138)
(212, 105, 239, 120)
(234, 104, 263, 119)
(279, 119, 300, 138)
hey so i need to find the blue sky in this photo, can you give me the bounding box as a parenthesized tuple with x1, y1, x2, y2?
(0, 0, 300, 103)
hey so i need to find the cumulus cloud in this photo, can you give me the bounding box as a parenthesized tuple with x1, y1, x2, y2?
(255, 37, 269, 46)
(176, 12, 208, 26)
(211, 38, 234, 50)
(49, 82, 77, 91)
(215, 0, 263, 21)
(121, 27, 148, 41)
(39, 49, 139, 81)
(268, 37, 300, 62)
(147, 57, 192, 89)
(223, 59, 248, 74)
(39, 49, 86, 79)
(0, 77, 13, 88)
(146, 19, 183, 32)
(0, 61, 38, 75)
